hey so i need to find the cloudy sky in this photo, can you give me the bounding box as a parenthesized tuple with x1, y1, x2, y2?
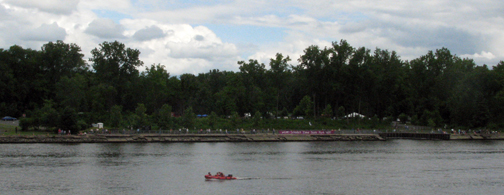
(1, 0, 503, 74)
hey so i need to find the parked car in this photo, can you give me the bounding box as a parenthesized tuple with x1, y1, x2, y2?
(2, 116, 17, 121)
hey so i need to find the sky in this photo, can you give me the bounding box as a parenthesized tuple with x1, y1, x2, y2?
(0, 0, 503, 74)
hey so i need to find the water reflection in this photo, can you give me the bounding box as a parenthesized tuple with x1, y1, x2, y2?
(0, 140, 504, 194)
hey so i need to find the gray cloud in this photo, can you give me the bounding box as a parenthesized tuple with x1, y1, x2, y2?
(21, 23, 67, 42)
(376, 22, 482, 55)
(84, 18, 125, 39)
(0, 5, 9, 20)
(4, 0, 79, 15)
(170, 43, 237, 61)
(133, 25, 166, 41)
(339, 22, 367, 34)
(194, 35, 205, 41)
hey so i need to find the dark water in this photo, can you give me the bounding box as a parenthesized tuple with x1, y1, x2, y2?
(1, 140, 504, 195)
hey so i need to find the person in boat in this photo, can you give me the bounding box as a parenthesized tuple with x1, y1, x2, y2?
(208, 172, 212, 176)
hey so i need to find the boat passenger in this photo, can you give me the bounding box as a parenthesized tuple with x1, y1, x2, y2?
(208, 172, 212, 176)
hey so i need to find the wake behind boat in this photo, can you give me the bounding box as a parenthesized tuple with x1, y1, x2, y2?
(205, 172, 236, 180)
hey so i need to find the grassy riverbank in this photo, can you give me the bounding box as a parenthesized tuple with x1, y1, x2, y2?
(0, 121, 49, 136)
(0, 134, 384, 143)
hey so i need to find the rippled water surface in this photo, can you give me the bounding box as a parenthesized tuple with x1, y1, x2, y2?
(1, 140, 504, 194)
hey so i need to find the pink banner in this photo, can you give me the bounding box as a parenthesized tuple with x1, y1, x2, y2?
(278, 130, 334, 134)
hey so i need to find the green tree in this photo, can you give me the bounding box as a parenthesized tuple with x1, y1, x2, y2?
(293, 95, 313, 117)
(90, 41, 143, 111)
(238, 59, 268, 114)
(55, 74, 87, 111)
(157, 104, 173, 129)
(398, 113, 408, 124)
(135, 103, 148, 129)
(109, 105, 123, 128)
(215, 73, 244, 116)
(322, 104, 333, 118)
(182, 106, 196, 129)
(180, 74, 199, 112)
(326, 40, 354, 119)
(208, 111, 218, 129)
(337, 106, 345, 119)
(89, 83, 117, 119)
(37, 100, 60, 130)
(268, 53, 291, 117)
(140, 64, 171, 113)
(252, 111, 262, 127)
(60, 106, 78, 133)
(230, 111, 241, 129)
(280, 107, 289, 117)
(297, 45, 331, 117)
(40, 40, 86, 94)
(2, 45, 46, 115)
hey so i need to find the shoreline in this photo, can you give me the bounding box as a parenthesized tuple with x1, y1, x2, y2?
(0, 134, 384, 143)
(0, 133, 503, 143)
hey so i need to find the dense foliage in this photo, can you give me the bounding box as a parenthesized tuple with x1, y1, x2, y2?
(1, 40, 504, 133)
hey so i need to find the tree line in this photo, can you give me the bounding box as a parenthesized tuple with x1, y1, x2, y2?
(1, 40, 504, 133)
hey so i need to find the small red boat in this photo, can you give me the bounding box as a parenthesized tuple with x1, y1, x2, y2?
(205, 172, 236, 180)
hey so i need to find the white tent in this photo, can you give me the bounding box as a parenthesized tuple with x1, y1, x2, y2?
(344, 112, 365, 118)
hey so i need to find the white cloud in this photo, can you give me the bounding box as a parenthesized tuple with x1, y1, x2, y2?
(248, 31, 332, 65)
(84, 18, 125, 39)
(21, 22, 67, 41)
(4, 0, 79, 15)
(121, 20, 240, 74)
(133, 25, 166, 41)
(461, 51, 496, 60)
(78, 0, 133, 12)
(1, 0, 504, 75)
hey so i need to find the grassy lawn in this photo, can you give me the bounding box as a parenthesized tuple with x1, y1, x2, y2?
(0, 122, 51, 135)
(0, 122, 17, 132)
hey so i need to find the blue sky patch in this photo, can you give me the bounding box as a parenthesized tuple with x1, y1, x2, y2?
(204, 24, 286, 44)
(93, 10, 132, 23)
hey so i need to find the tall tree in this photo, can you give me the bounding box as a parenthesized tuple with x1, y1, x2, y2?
(297, 45, 331, 117)
(40, 40, 86, 98)
(156, 104, 173, 130)
(140, 64, 171, 114)
(267, 53, 292, 117)
(89, 41, 143, 111)
(109, 105, 123, 128)
(135, 103, 148, 129)
(55, 74, 87, 111)
(239, 59, 268, 114)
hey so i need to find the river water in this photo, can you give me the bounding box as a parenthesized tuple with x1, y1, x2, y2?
(1, 140, 503, 195)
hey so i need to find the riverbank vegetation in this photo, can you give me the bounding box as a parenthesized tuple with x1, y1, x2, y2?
(1, 40, 503, 133)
